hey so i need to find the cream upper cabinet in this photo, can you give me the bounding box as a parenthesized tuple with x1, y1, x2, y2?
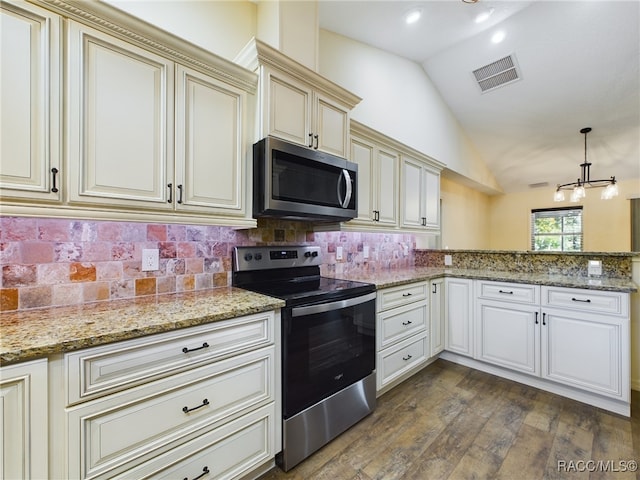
(236, 38, 360, 159)
(263, 65, 349, 157)
(0, 0, 61, 202)
(67, 20, 174, 210)
(175, 65, 247, 216)
(0, 359, 48, 480)
(401, 155, 440, 232)
(349, 130, 399, 228)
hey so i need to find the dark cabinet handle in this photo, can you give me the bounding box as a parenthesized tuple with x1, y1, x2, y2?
(167, 183, 173, 203)
(184, 466, 209, 480)
(313, 134, 319, 149)
(308, 133, 313, 148)
(402, 354, 412, 361)
(182, 398, 209, 414)
(402, 320, 413, 326)
(177, 184, 183, 204)
(402, 293, 412, 297)
(571, 297, 591, 303)
(182, 342, 209, 354)
(498, 290, 514, 295)
(373, 210, 380, 222)
(432, 284, 438, 294)
(542, 313, 547, 326)
(535, 312, 539, 324)
(50, 168, 59, 193)
(421, 217, 426, 226)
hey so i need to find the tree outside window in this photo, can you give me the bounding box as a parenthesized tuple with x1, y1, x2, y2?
(531, 207, 583, 251)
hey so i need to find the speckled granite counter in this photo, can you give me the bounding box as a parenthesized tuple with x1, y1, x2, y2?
(0, 287, 284, 365)
(327, 267, 638, 293)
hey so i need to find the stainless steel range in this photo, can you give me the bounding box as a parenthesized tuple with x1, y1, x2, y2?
(232, 245, 376, 471)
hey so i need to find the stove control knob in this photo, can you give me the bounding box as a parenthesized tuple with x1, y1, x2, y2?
(255, 253, 262, 260)
(304, 251, 312, 258)
(311, 251, 318, 257)
(244, 253, 253, 261)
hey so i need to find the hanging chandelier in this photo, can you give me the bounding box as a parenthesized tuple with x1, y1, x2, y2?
(553, 127, 619, 202)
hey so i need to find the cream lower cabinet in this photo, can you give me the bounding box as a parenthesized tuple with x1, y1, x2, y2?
(541, 286, 630, 401)
(57, 311, 279, 480)
(376, 281, 429, 394)
(0, 0, 62, 203)
(445, 278, 474, 357)
(475, 281, 541, 376)
(0, 359, 48, 480)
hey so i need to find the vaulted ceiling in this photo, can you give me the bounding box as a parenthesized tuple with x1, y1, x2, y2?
(319, 1, 640, 194)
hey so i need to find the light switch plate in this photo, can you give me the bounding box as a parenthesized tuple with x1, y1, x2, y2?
(363, 245, 369, 259)
(444, 254, 452, 266)
(336, 246, 343, 261)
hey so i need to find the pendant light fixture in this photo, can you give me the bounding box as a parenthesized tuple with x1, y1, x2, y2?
(553, 127, 619, 202)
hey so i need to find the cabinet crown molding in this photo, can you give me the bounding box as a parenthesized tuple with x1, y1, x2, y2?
(34, 0, 257, 93)
(235, 37, 361, 109)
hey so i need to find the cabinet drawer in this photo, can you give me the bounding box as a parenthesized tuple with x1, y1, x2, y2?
(477, 281, 539, 304)
(65, 311, 274, 404)
(541, 287, 628, 317)
(377, 333, 428, 390)
(68, 347, 274, 479)
(377, 282, 428, 312)
(113, 404, 275, 480)
(378, 300, 428, 349)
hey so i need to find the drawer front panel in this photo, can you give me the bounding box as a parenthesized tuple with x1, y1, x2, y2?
(68, 348, 274, 479)
(113, 404, 275, 480)
(542, 287, 627, 317)
(377, 282, 428, 312)
(378, 301, 428, 349)
(66, 311, 274, 404)
(477, 281, 539, 304)
(377, 333, 428, 389)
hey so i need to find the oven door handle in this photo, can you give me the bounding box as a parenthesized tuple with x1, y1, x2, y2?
(291, 291, 377, 317)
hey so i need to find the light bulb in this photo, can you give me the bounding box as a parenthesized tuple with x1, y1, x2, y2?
(601, 182, 619, 200)
(574, 185, 586, 199)
(553, 190, 565, 202)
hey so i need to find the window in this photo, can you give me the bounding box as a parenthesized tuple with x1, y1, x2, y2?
(531, 207, 583, 251)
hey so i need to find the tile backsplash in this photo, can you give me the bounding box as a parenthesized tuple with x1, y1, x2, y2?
(0, 217, 415, 311)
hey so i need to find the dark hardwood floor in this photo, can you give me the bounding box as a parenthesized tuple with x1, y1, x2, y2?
(258, 359, 640, 480)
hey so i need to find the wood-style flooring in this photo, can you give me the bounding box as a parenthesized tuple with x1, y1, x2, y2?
(258, 359, 640, 480)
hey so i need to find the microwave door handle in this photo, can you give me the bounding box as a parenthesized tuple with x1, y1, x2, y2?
(337, 169, 352, 208)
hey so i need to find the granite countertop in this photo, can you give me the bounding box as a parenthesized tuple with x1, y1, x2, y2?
(0, 287, 284, 365)
(328, 267, 639, 292)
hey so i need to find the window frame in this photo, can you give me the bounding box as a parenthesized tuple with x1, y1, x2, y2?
(531, 206, 583, 252)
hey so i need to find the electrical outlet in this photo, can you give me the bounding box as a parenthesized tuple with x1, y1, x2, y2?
(336, 246, 343, 261)
(588, 260, 602, 276)
(403, 245, 409, 256)
(363, 245, 369, 259)
(142, 249, 159, 271)
(444, 254, 453, 266)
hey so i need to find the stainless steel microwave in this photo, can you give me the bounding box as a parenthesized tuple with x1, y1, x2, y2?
(253, 136, 358, 222)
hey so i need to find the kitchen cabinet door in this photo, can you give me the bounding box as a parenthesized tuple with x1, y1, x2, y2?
(376, 147, 400, 227)
(475, 299, 540, 375)
(313, 92, 349, 157)
(400, 155, 440, 232)
(350, 135, 376, 223)
(263, 68, 312, 148)
(430, 278, 445, 356)
(67, 20, 175, 210)
(175, 65, 247, 216)
(541, 308, 629, 401)
(0, 359, 48, 480)
(0, 1, 62, 203)
(445, 278, 474, 357)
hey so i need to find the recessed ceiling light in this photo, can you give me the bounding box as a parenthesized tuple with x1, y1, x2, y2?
(474, 8, 494, 24)
(404, 8, 422, 25)
(491, 30, 506, 43)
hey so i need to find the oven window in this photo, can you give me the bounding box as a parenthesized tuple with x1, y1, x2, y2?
(282, 297, 375, 418)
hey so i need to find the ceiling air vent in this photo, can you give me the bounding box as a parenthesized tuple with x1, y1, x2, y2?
(473, 54, 521, 93)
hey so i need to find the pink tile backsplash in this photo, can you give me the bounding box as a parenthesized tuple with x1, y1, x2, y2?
(0, 217, 415, 311)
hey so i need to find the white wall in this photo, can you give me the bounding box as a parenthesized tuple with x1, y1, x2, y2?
(103, 0, 256, 61)
(318, 29, 502, 194)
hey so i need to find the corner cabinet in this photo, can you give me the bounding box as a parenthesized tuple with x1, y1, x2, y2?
(236, 38, 360, 158)
(2, 0, 257, 227)
(0, 359, 48, 480)
(0, 0, 62, 203)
